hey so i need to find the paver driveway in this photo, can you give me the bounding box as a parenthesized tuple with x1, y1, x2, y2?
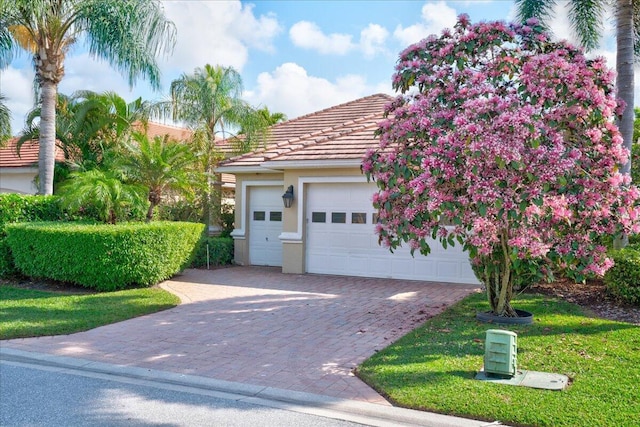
(3, 266, 479, 404)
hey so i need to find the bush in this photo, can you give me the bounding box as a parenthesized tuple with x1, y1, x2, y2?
(0, 194, 66, 225)
(0, 194, 70, 278)
(190, 237, 234, 268)
(604, 247, 640, 306)
(5, 221, 205, 291)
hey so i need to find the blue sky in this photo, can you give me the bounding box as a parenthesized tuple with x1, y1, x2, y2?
(1, 1, 623, 135)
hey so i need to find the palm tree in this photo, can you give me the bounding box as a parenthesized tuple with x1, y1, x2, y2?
(516, 0, 635, 178)
(58, 168, 145, 224)
(119, 132, 202, 221)
(0, 0, 176, 195)
(0, 93, 10, 145)
(235, 106, 287, 153)
(18, 90, 152, 171)
(167, 64, 271, 231)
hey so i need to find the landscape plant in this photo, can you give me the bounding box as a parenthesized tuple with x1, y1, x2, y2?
(0, 0, 175, 194)
(0, 93, 9, 144)
(119, 132, 203, 221)
(516, 0, 636, 179)
(5, 221, 205, 290)
(166, 64, 274, 230)
(57, 168, 146, 224)
(364, 16, 640, 317)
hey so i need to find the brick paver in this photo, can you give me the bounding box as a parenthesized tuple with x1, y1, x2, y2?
(2, 266, 480, 404)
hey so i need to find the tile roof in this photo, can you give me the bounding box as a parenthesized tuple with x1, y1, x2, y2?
(218, 93, 392, 170)
(137, 121, 237, 157)
(136, 121, 194, 142)
(0, 138, 64, 168)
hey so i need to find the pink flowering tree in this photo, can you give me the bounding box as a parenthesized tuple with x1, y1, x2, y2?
(363, 16, 640, 318)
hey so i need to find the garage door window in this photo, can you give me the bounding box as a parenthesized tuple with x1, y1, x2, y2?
(352, 213, 367, 224)
(270, 211, 282, 221)
(312, 212, 326, 223)
(253, 211, 265, 221)
(331, 212, 346, 223)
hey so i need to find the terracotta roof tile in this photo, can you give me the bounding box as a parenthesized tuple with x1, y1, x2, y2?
(135, 121, 193, 142)
(218, 93, 392, 169)
(0, 138, 64, 168)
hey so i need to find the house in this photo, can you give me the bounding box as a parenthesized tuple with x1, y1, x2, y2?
(0, 122, 236, 200)
(217, 94, 478, 284)
(0, 138, 64, 194)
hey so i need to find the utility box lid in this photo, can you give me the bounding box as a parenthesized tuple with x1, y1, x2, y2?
(484, 329, 517, 377)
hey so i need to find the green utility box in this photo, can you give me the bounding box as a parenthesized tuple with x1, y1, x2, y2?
(484, 329, 517, 377)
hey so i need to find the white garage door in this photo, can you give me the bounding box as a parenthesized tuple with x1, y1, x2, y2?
(249, 186, 283, 266)
(306, 183, 478, 284)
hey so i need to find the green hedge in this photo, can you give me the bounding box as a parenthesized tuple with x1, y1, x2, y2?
(5, 221, 205, 291)
(604, 246, 640, 306)
(0, 194, 70, 277)
(190, 237, 234, 268)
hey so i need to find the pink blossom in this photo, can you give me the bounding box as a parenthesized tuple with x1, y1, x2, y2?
(363, 15, 640, 286)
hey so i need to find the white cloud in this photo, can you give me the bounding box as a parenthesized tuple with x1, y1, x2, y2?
(1, 66, 36, 134)
(393, 1, 458, 46)
(289, 21, 390, 58)
(245, 62, 388, 119)
(360, 24, 390, 59)
(161, 0, 282, 74)
(289, 21, 355, 55)
(60, 53, 134, 97)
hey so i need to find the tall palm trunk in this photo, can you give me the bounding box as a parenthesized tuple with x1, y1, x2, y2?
(39, 80, 57, 195)
(612, 0, 635, 250)
(617, 0, 635, 177)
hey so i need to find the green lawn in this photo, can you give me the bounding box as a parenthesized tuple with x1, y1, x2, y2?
(0, 285, 180, 340)
(357, 293, 640, 427)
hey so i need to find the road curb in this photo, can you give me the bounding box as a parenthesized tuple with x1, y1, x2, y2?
(0, 347, 503, 427)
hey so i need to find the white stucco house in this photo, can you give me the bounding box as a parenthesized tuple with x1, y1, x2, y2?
(0, 139, 60, 194)
(217, 94, 478, 284)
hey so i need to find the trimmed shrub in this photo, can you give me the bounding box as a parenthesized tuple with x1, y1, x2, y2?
(604, 247, 640, 306)
(0, 194, 66, 225)
(5, 221, 205, 291)
(0, 194, 69, 278)
(190, 237, 234, 268)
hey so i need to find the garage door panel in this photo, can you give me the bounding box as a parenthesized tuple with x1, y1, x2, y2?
(306, 182, 478, 284)
(249, 186, 283, 267)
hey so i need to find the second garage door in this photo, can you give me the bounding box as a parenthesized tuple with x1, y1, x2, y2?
(305, 182, 478, 284)
(249, 186, 283, 266)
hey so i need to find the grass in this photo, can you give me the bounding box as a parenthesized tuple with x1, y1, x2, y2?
(0, 285, 180, 340)
(357, 292, 640, 427)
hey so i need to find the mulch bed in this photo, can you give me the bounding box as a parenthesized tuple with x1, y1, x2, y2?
(528, 278, 640, 325)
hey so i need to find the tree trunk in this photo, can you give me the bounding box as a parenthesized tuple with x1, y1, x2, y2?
(615, 0, 634, 249)
(39, 81, 57, 195)
(617, 0, 634, 177)
(475, 244, 517, 318)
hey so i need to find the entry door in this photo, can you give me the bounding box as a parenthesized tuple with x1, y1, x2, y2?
(249, 186, 283, 266)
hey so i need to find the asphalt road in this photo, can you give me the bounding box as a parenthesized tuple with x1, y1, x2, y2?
(0, 361, 363, 427)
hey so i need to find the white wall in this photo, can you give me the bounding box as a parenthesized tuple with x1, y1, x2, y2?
(0, 168, 38, 194)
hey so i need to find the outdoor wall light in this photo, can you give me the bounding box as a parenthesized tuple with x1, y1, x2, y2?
(282, 185, 294, 208)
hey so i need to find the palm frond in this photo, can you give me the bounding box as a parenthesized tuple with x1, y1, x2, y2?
(568, 0, 606, 51)
(514, 0, 556, 30)
(77, 0, 176, 89)
(0, 93, 11, 143)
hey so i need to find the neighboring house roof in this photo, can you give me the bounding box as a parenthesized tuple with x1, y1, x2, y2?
(217, 93, 393, 173)
(136, 121, 194, 142)
(0, 138, 64, 168)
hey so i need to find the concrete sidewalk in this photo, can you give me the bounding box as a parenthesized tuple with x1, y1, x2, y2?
(1, 266, 479, 405)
